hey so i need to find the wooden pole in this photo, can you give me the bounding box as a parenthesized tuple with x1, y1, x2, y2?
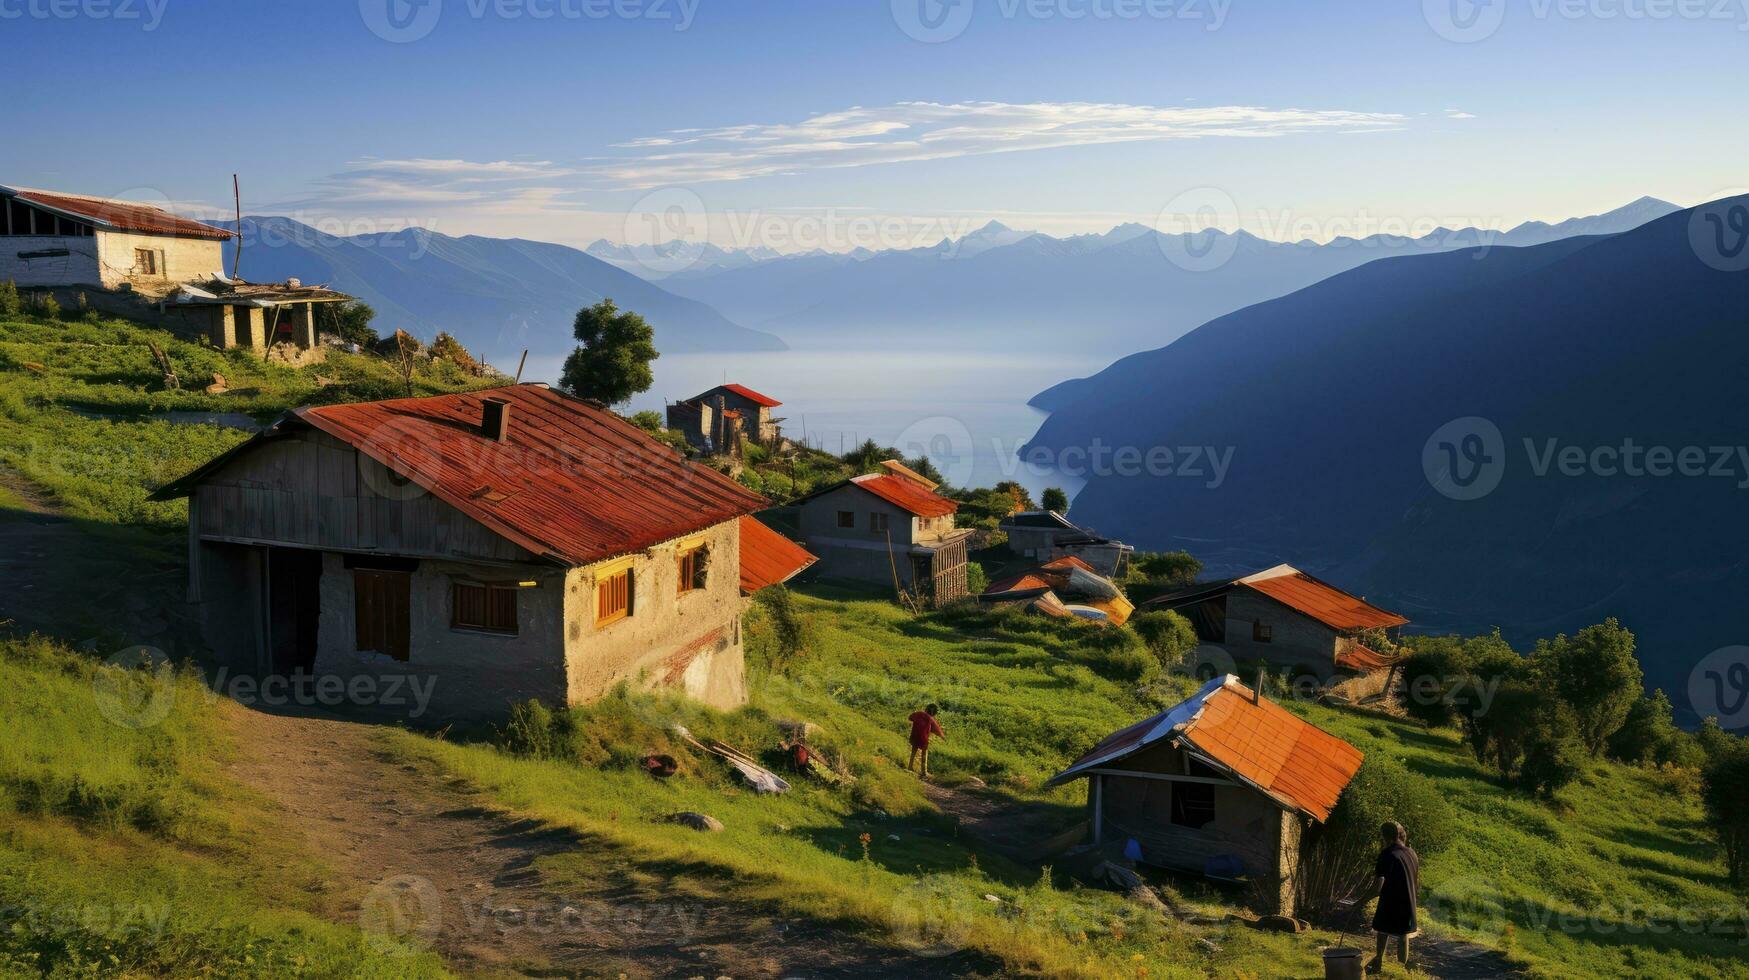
(514, 348, 528, 383)
(231, 174, 242, 279)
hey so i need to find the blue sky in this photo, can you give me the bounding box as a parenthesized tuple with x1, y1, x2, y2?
(4, 0, 1746, 249)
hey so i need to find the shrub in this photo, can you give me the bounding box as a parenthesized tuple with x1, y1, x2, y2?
(1130, 610, 1198, 668)
(1041, 487, 1069, 513)
(430, 331, 483, 375)
(1396, 631, 1521, 728)
(0, 279, 19, 316)
(965, 561, 988, 596)
(1062, 624, 1156, 683)
(745, 586, 812, 675)
(628, 409, 664, 432)
(499, 699, 557, 759)
(1129, 550, 1202, 588)
(1295, 755, 1454, 920)
(33, 292, 60, 319)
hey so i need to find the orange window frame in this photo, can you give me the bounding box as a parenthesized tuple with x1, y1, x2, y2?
(597, 568, 632, 626)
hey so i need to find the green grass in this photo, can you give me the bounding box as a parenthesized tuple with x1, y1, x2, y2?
(382, 587, 1748, 979)
(0, 635, 452, 978)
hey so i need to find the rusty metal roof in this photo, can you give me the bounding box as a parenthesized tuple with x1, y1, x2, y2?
(738, 516, 816, 593)
(1049, 675, 1363, 822)
(847, 473, 958, 517)
(156, 384, 767, 566)
(1335, 643, 1400, 673)
(715, 383, 781, 407)
(1238, 565, 1408, 631)
(6, 187, 234, 240)
(878, 458, 939, 489)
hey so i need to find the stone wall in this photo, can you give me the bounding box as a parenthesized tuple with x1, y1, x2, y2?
(1223, 590, 1341, 679)
(93, 230, 225, 293)
(561, 519, 746, 710)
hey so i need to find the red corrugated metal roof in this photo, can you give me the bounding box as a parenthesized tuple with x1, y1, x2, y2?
(1049, 676, 1362, 822)
(1335, 643, 1400, 673)
(1239, 567, 1408, 631)
(1039, 555, 1097, 573)
(848, 473, 957, 517)
(716, 383, 781, 407)
(10, 188, 234, 240)
(286, 384, 766, 566)
(738, 516, 816, 593)
(878, 458, 938, 489)
(983, 572, 1055, 596)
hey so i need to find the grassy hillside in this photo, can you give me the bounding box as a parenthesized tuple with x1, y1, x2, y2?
(0, 635, 453, 977)
(378, 587, 1748, 979)
(2, 310, 1741, 978)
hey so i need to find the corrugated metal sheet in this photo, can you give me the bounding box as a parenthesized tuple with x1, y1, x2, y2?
(738, 516, 816, 593)
(1335, 644, 1399, 673)
(716, 383, 781, 407)
(1048, 675, 1363, 822)
(11, 188, 234, 240)
(1239, 568, 1409, 631)
(849, 473, 957, 517)
(878, 458, 939, 489)
(291, 384, 767, 567)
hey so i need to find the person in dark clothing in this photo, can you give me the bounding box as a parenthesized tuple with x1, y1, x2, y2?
(906, 703, 945, 777)
(1369, 821, 1421, 973)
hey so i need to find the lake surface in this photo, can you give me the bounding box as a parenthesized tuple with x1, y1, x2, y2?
(522, 349, 1104, 499)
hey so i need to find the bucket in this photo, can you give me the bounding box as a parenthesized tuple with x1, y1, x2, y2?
(1322, 946, 1365, 980)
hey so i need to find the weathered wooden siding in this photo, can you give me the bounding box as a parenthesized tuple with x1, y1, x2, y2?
(192, 428, 537, 564)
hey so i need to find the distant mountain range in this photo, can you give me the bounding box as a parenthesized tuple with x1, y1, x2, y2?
(1022, 194, 1749, 719)
(620, 198, 1679, 352)
(227, 217, 785, 369)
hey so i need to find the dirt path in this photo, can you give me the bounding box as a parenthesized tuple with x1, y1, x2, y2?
(223, 703, 995, 978)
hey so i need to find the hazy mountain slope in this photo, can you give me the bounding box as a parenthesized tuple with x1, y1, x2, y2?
(658, 199, 1678, 352)
(1023, 196, 1749, 716)
(229, 217, 785, 368)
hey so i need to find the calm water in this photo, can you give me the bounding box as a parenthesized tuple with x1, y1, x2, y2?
(522, 349, 1103, 499)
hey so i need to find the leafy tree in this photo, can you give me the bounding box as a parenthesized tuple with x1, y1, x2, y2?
(965, 561, 988, 596)
(0, 279, 19, 317)
(1607, 689, 1684, 765)
(1295, 756, 1454, 920)
(1396, 631, 1521, 729)
(559, 299, 659, 404)
(903, 454, 944, 485)
(323, 300, 378, 347)
(628, 410, 664, 432)
(840, 438, 890, 473)
(1518, 701, 1588, 798)
(1041, 487, 1070, 513)
(1700, 736, 1749, 887)
(1532, 618, 1643, 755)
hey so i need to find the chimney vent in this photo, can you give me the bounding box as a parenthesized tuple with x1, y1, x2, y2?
(1252, 667, 1264, 704)
(482, 397, 511, 442)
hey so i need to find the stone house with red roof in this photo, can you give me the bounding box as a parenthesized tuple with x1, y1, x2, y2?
(793, 470, 972, 603)
(1049, 675, 1365, 916)
(665, 383, 785, 454)
(153, 384, 813, 721)
(1141, 564, 1408, 680)
(1, 184, 350, 353)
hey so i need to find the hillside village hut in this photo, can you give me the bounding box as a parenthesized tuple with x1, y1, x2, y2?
(794, 471, 972, 603)
(0, 185, 349, 353)
(1141, 565, 1407, 680)
(666, 383, 784, 454)
(152, 384, 814, 721)
(1049, 675, 1364, 916)
(998, 510, 1134, 578)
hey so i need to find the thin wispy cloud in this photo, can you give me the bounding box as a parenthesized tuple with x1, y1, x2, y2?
(594, 101, 1407, 187)
(292, 158, 582, 210)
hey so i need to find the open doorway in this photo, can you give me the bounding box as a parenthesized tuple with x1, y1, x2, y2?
(267, 548, 322, 675)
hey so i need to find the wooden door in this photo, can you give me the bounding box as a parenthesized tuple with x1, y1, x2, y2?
(353, 569, 410, 661)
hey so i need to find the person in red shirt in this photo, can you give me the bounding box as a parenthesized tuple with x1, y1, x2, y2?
(906, 703, 945, 777)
